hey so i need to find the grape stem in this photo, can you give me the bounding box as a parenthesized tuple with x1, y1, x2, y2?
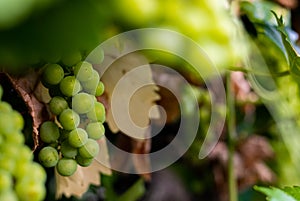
(226, 72, 238, 201)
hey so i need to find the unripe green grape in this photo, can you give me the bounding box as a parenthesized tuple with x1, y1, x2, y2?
(95, 81, 105, 96)
(0, 190, 18, 201)
(59, 76, 81, 97)
(78, 139, 99, 158)
(76, 155, 93, 167)
(59, 109, 80, 130)
(38, 146, 59, 168)
(61, 51, 82, 67)
(0, 169, 12, 192)
(72, 93, 94, 114)
(49, 96, 68, 115)
(15, 163, 47, 183)
(11, 110, 24, 131)
(42, 64, 64, 86)
(0, 143, 19, 158)
(68, 128, 88, 148)
(86, 102, 106, 123)
(0, 113, 15, 135)
(74, 61, 94, 82)
(0, 155, 15, 173)
(56, 158, 77, 176)
(81, 70, 100, 95)
(39, 121, 60, 143)
(5, 131, 24, 145)
(0, 101, 12, 113)
(86, 122, 105, 140)
(15, 178, 46, 201)
(60, 140, 78, 158)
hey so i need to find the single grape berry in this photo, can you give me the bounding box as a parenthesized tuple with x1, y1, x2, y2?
(39, 121, 60, 143)
(76, 155, 93, 167)
(81, 70, 100, 95)
(68, 128, 88, 148)
(0, 101, 12, 113)
(0, 85, 3, 100)
(78, 139, 99, 158)
(59, 76, 81, 97)
(74, 61, 94, 82)
(49, 96, 68, 115)
(42, 64, 64, 86)
(0, 190, 18, 201)
(15, 178, 46, 201)
(86, 122, 105, 140)
(56, 158, 77, 176)
(95, 81, 105, 96)
(61, 51, 82, 67)
(86, 102, 106, 123)
(0, 169, 12, 192)
(72, 93, 94, 114)
(59, 109, 80, 130)
(60, 140, 78, 158)
(38, 146, 59, 168)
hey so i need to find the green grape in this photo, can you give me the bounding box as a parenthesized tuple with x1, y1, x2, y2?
(78, 139, 99, 158)
(0, 154, 15, 173)
(0, 143, 19, 158)
(42, 64, 64, 86)
(39, 121, 60, 143)
(14, 163, 47, 183)
(86, 122, 105, 140)
(15, 178, 46, 201)
(11, 110, 24, 131)
(6, 131, 24, 145)
(0, 169, 12, 192)
(68, 128, 88, 148)
(59, 76, 81, 97)
(72, 92, 94, 114)
(76, 155, 93, 167)
(0, 113, 15, 135)
(56, 158, 77, 176)
(0, 102, 12, 113)
(38, 146, 59, 168)
(81, 70, 100, 95)
(0, 190, 18, 201)
(49, 96, 68, 115)
(86, 102, 106, 123)
(95, 81, 105, 96)
(74, 61, 94, 82)
(59, 109, 80, 130)
(60, 140, 78, 158)
(61, 51, 82, 67)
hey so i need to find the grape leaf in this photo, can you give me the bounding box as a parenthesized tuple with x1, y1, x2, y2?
(272, 12, 300, 79)
(254, 186, 297, 201)
(99, 51, 160, 138)
(55, 137, 111, 199)
(283, 186, 300, 200)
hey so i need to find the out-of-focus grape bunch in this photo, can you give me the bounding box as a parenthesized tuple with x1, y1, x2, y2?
(0, 0, 241, 74)
(0, 85, 46, 201)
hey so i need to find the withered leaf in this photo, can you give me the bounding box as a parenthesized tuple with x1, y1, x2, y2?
(6, 70, 49, 151)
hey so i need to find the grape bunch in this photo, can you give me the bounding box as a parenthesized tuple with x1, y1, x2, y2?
(38, 60, 106, 176)
(0, 85, 46, 201)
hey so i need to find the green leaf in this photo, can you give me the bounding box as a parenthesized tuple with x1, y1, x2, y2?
(254, 186, 297, 201)
(283, 186, 300, 200)
(272, 12, 300, 79)
(116, 179, 145, 201)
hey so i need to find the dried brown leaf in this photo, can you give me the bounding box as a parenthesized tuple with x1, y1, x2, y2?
(6, 70, 48, 151)
(55, 137, 111, 199)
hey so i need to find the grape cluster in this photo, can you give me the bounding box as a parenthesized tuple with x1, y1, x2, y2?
(39, 60, 106, 176)
(0, 85, 46, 201)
